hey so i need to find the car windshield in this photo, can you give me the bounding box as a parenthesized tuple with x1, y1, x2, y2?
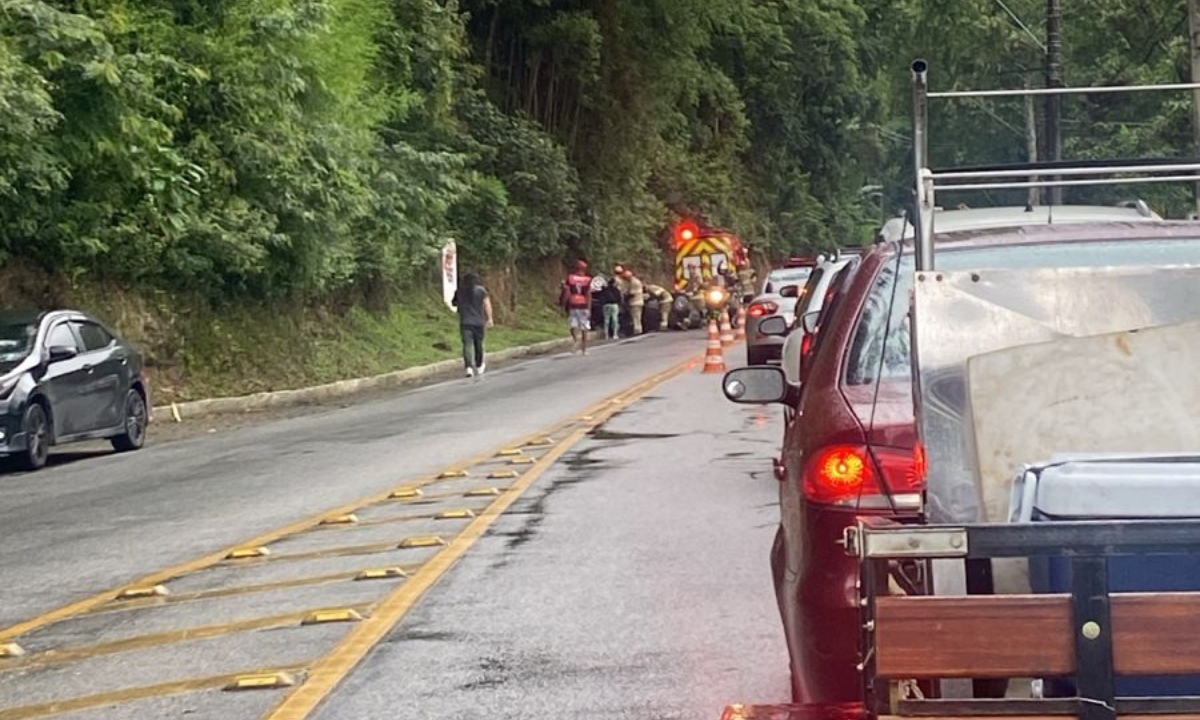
(0, 321, 37, 373)
(845, 238, 1200, 385)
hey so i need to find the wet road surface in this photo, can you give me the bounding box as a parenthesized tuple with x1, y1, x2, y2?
(310, 349, 790, 720)
(0, 333, 790, 720)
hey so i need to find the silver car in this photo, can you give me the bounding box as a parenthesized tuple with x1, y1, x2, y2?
(779, 254, 857, 384)
(743, 263, 814, 365)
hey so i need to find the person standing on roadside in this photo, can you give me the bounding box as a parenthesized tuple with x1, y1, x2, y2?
(623, 268, 645, 335)
(563, 259, 594, 354)
(598, 276, 622, 340)
(452, 272, 493, 378)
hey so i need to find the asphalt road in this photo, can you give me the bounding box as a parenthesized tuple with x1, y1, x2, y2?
(0, 331, 790, 720)
(313, 349, 790, 720)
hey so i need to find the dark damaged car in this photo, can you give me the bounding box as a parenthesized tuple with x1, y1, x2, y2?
(1, 310, 149, 471)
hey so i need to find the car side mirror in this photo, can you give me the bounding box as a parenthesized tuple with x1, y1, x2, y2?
(722, 367, 796, 405)
(758, 315, 789, 337)
(800, 311, 820, 334)
(779, 285, 800, 299)
(48, 345, 77, 362)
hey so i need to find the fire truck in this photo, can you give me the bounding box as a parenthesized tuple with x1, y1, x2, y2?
(671, 219, 748, 292)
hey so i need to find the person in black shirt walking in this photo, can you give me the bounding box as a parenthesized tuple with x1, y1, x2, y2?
(452, 272, 494, 378)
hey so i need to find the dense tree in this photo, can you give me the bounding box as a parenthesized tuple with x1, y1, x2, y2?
(0, 0, 1194, 305)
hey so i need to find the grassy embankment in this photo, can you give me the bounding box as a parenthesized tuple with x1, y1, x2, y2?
(5, 266, 565, 405)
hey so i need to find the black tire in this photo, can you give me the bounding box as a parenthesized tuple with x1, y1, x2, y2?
(19, 402, 50, 471)
(111, 389, 148, 452)
(746, 345, 769, 365)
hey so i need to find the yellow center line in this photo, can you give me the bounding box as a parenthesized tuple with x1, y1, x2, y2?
(0, 664, 309, 720)
(0, 411, 591, 643)
(262, 355, 697, 720)
(0, 605, 373, 674)
(79, 567, 421, 618)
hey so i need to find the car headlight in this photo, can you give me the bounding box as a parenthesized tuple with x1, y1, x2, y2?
(0, 375, 18, 401)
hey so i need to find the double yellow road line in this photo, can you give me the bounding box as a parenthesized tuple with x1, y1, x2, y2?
(0, 353, 700, 720)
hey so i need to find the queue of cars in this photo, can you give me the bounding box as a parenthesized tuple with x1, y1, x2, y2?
(0, 309, 149, 470)
(742, 259, 815, 365)
(724, 202, 1200, 706)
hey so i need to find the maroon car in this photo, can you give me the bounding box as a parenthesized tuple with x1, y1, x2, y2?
(724, 210, 1200, 710)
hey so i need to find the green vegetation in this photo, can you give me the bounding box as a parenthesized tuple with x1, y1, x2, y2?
(1, 0, 1194, 400)
(72, 283, 564, 402)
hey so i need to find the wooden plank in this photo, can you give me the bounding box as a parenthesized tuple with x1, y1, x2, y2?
(1114, 593, 1200, 675)
(875, 593, 1200, 679)
(876, 595, 1073, 678)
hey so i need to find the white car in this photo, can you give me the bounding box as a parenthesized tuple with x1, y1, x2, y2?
(780, 253, 858, 385)
(743, 261, 815, 365)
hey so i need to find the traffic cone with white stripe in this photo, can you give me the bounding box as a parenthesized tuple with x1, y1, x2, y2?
(719, 311, 735, 347)
(735, 305, 747, 341)
(703, 318, 726, 374)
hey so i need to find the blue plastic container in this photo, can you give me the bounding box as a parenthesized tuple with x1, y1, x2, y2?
(1013, 456, 1200, 697)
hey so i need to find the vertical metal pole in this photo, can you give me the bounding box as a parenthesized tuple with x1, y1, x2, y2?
(1188, 0, 1200, 217)
(1045, 0, 1064, 206)
(1071, 556, 1116, 720)
(912, 59, 933, 271)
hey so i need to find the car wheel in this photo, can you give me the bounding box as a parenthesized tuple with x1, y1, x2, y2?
(746, 346, 768, 365)
(19, 403, 50, 471)
(111, 389, 148, 452)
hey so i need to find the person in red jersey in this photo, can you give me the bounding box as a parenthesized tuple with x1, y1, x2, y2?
(562, 259, 594, 354)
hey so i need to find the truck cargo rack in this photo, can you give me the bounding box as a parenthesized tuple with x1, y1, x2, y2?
(848, 516, 1200, 720)
(909, 59, 1200, 271)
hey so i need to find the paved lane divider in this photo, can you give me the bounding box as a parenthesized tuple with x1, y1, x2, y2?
(262, 355, 700, 720)
(0, 353, 700, 720)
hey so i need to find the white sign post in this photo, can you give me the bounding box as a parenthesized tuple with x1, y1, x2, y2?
(441, 239, 458, 310)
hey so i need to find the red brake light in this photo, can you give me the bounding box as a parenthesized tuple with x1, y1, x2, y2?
(748, 301, 779, 317)
(803, 444, 924, 507)
(800, 332, 814, 356)
(913, 441, 928, 485)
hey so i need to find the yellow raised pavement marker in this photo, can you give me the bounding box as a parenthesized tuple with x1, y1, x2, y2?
(116, 585, 169, 601)
(398, 536, 446, 549)
(226, 672, 297, 691)
(435, 509, 476, 520)
(320, 514, 359, 526)
(226, 547, 271, 560)
(389, 487, 423, 499)
(301, 609, 363, 626)
(355, 567, 408, 581)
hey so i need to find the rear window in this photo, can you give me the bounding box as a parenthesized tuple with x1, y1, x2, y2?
(844, 238, 1200, 386)
(763, 269, 811, 294)
(75, 321, 114, 352)
(793, 268, 827, 324)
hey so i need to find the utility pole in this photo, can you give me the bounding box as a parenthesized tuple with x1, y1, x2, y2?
(1188, 0, 1200, 217)
(1045, 0, 1063, 205)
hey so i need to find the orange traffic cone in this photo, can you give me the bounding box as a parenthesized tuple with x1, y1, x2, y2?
(719, 312, 735, 347)
(735, 305, 747, 341)
(703, 319, 726, 374)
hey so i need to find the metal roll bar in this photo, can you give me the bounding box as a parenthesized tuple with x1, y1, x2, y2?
(910, 60, 1200, 272)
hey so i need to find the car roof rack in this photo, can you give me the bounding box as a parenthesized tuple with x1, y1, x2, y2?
(910, 59, 1200, 271)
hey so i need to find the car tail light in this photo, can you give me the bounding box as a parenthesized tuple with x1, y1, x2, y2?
(748, 301, 779, 317)
(803, 444, 924, 508)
